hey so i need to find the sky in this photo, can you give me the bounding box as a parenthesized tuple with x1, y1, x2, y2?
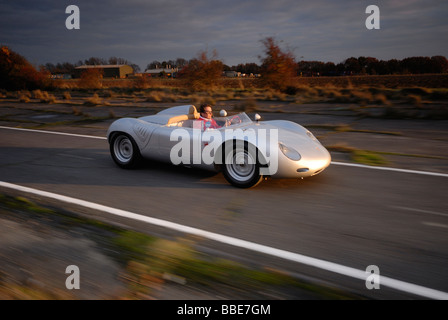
(1, 0, 447, 71)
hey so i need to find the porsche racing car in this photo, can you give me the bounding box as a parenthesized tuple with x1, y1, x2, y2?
(107, 105, 331, 188)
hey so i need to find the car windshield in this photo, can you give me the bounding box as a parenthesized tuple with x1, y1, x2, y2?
(165, 112, 252, 130)
(213, 112, 252, 128)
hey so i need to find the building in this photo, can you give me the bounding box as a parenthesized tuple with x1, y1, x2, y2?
(74, 64, 134, 78)
(143, 67, 179, 78)
(224, 71, 240, 78)
(50, 74, 72, 79)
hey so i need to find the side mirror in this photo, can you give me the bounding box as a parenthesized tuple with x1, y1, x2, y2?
(254, 114, 261, 122)
(220, 109, 227, 117)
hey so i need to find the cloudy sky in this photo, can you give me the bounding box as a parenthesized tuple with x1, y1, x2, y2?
(1, 0, 447, 70)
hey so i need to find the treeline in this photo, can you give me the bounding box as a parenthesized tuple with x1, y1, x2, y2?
(297, 56, 448, 76)
(2, 41, 448, 93)
(42, 55, 448, 77)
(227, 56, 448, 76)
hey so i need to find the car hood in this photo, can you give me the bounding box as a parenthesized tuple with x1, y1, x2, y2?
(235, 121, 316, 145)
(235, 121, 329, 160)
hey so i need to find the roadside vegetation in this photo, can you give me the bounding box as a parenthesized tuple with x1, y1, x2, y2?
(1, 41, 447, 120)
(3, 83, 447, 120)
(0, 194, 359, 300)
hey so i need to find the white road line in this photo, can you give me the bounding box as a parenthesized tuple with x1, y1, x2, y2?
(0, 180, 447, 300)
(0, 126, 107, 140)
(1, 125, 447, 178)
(393, 206, 448, 218)
(331, 161, 448, 178)
(422, 222, 448, 229)
(58, 153, 96, 161)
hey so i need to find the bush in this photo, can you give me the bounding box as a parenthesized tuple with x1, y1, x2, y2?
(63, 91, 72, 100)
(132, 76, 151, 89)
(32, 90, 56, 103)
(78, 68, 103, 89)
(84, 93, 103, 106)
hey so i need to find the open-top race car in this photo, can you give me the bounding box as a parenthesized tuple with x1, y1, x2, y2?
(107, 105, 331, 188)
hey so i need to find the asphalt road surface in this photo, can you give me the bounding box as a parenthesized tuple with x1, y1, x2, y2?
(0, 126, 447, 299)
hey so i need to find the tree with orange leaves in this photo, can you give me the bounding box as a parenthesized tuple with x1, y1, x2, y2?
(259, 37, 297, 92)
(178, 50, 224, 91)
(0, 46, 50, 90)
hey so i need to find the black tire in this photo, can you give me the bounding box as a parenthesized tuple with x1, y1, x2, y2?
(222, 141, 263, 188)
(110, 133, 142, 169)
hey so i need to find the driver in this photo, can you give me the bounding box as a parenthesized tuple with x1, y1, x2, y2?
(196, 103, 221, 129)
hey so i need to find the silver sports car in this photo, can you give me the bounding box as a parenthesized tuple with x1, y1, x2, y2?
(107, 105, 331, 188)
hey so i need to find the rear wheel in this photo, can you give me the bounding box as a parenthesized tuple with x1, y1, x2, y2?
(222, 141, 263, 188)
(110, 133, 142, 169)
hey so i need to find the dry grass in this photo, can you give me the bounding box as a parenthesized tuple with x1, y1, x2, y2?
(18, 90, 31, 103)
(145, 91, 177, 103)
(294, 74, 448, 89)
(233, 98, 259, 113)
(62, 91, 71, 100)
(18, 94, 30, 103)
(4, 74, 447, 119)
(83, 93, 104, 106)
(53, 74, 448, 91)
(407, 94, 422, 106)
(32, 90, 57, 103)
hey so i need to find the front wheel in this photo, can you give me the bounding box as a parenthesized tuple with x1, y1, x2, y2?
(110, 133, 142, 169)
(222, 142, 263, 188)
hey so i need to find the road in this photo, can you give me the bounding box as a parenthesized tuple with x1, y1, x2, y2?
(0, 126, 447, 299)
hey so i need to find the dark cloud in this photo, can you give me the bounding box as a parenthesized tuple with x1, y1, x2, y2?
(1, 0, 447, 69)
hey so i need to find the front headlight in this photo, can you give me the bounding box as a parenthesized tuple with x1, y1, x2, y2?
(306, 131, 316, 140)
(307, 130, 322, 145)
(279, 143, 301, 161)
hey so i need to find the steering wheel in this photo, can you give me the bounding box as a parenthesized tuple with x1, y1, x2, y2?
(229, 115, 242, 125)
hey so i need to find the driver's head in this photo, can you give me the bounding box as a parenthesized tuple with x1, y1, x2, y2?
(199, 104, 213, 119)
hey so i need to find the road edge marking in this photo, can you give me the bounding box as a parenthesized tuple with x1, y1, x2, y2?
(331, 161, 448, 178)
(1, 180, 447, 300)
(0, 125, 107, 140)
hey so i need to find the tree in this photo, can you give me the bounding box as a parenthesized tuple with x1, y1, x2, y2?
(0, 46, 50, 90)
(146, 60, 161, 70)
(259, 37, 297, 91)
(42, 62, 76, 74)
(344, 57, 361, 75)
(84, 57, 107, 65)
(130, 64, 140, 73)
(430, 56, 448, 73)
(175, 58, 188, 68)
(178, 50, 223, 91)
(108, 57, 130, 65)
(232, 63, 261, 75)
